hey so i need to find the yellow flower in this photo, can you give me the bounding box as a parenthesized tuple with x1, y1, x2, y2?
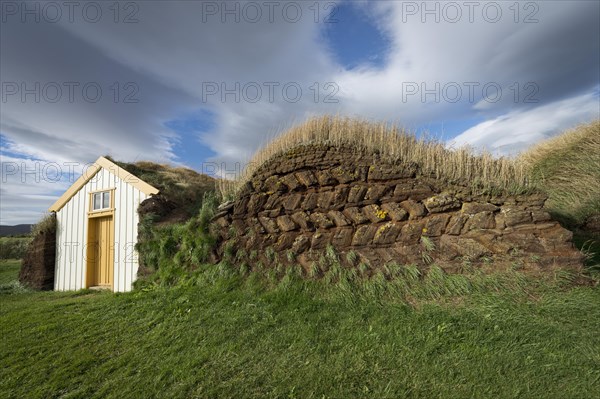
(376, 209, 388, 219)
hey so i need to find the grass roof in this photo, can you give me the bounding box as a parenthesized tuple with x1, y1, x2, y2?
(106, 157, 216, 217)
(221, 115, 531, 198)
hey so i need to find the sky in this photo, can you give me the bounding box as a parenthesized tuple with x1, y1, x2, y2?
(1, 0, 599, 225)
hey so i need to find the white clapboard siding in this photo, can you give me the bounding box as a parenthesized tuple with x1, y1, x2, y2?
(54, 167, 151, 292)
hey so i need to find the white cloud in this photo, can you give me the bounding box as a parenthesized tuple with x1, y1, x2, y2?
(450, 91, 600, 155)
(0, 153, 74, 224)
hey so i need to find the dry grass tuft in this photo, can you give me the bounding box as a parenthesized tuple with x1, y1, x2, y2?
(221, 115, 531, 198)
(519, 119, 600, 226)
(30, 213, 56, 236)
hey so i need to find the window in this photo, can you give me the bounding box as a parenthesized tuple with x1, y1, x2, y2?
(92, 191, 111, 211)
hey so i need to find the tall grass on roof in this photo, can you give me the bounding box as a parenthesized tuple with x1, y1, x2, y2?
(519, 119, 600, 226)
(221, 116, 531, 198)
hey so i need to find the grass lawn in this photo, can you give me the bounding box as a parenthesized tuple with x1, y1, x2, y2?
(0, 259, 21, 285)
(1, 263, 599, 399)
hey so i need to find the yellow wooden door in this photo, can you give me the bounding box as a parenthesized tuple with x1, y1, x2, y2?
(87, 216, 114, 288)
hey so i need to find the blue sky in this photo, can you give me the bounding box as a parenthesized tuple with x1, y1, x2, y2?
(165, 109, 218, 171)
(1, 0, 599, 224)
(322, 3, 390, 69)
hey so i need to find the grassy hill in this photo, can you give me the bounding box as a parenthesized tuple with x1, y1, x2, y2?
(520, 119, 600, 228)
(137, 117, 600, 285)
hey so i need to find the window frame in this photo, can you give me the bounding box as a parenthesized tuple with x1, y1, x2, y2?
(88, 188, 115, 215)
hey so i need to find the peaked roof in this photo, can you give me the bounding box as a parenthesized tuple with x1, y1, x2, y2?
(49, 156, 159, 212)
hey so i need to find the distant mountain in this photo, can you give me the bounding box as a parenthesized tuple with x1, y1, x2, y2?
(0, 225, 33, 237)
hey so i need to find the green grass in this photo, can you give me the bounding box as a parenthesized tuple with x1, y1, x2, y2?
(573, 231, 600, 272)
(1, 264, 599, 399)
(0, 259, 21, 285)
(136, 193, 218, 281)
